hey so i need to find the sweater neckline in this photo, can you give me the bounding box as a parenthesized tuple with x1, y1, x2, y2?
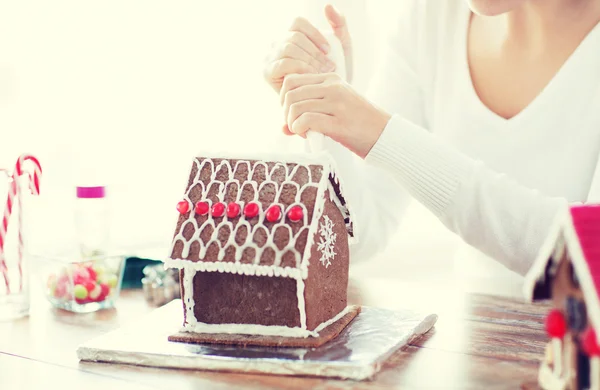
(459, 7, 600, 128)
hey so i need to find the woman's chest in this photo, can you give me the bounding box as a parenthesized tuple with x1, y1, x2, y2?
(433, 98, 600, 201)
(427, 12, 600, 201)
(466, 14, 600, 121)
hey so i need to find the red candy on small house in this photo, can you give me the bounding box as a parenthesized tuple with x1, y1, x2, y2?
(227, 202, 241, 218)
(211, 202, 226, 217)
(266, 206, 282, 222)
(583, 327, 600, 356)
(287, 205, 304, 222)
(244, 202, 260, 218)
(176, 200, 190, 214)
(545, 309, 567, 338)
(195, 201, 210, 216)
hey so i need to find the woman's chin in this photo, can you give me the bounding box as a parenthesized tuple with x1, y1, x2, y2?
(467, 0, 527, 16)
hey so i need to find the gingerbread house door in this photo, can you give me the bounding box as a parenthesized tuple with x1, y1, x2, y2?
(565, 295, 589, 389)
(576, 345, 591, 390)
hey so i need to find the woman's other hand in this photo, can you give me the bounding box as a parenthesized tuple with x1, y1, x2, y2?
(263, 5, 353, 93)
(324, 4, 353, 84)
(280, 73, 391, 159)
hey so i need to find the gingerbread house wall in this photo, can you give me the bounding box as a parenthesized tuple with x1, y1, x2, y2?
(181, 270, 301, 328)
(303, 190, 350, 331)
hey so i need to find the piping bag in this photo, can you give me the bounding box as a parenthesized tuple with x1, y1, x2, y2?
(305, 32, 346, 153)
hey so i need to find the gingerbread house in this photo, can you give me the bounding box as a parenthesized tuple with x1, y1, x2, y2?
(524, 204, 600, 390)
(164, 152, 358, 343)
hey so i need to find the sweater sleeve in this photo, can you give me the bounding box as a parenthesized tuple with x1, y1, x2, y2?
(366, 115, 569, 276)
(320, 1, 427, 263)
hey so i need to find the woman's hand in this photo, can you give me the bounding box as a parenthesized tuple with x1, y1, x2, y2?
(263, 5, 353, 93)
(280, 73, 391, 159)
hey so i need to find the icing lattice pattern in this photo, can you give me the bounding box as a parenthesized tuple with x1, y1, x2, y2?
(170, 157, 328, 269)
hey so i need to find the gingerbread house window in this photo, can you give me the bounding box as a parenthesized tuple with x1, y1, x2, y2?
(566, 296, 587, 332)
(570, 262, 580, 288)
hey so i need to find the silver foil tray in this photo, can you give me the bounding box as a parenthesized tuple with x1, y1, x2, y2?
(77, 300, 437, 381)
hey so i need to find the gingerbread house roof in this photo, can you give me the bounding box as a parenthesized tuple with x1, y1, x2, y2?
(524, 204, 600, 331)
(164, 152, 354, 280)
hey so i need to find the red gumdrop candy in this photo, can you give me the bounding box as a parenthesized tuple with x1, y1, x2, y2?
(545, 309, 567, 339)
(75, 297, 87, 304)
(57, 274, 70, 287)
(266, 206, 282, 222)
(226, 202, 241, 218)
(583, 327, 600, 356)
(98, 283, 110, 301)
(243, 202, 260, 218)
(211, 202, 226, 217)
(84, 281, 96, 293)
(195, 201, 209, 216)
(73, 267, 91, 285)
(86, 266, 97, 282)
(55, 283, 67, 298)
(176, 200, 190, 214)
(88, 284, 102, 301)
(287, 206, 304, 222)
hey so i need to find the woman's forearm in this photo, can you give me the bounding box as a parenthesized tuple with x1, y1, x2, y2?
(367, 115, 568, 275)
(318, 136, 413, 263)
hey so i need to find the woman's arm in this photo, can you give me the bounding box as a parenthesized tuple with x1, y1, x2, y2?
(366, 115, 567, 276)
(317, 137, 412, 263)
(281, 70, 571, 276)
(278, 3, 570, 274)
(312, 2, 427, 263)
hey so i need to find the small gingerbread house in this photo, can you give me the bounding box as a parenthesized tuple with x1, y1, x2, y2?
(524, 204, 600, 390)
(164, 152, 356, 340)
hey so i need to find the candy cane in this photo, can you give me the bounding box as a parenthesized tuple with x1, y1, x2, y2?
(0, 155, 42, 294)
(17, 182, 23, 292)
(0, 169, 9, 293)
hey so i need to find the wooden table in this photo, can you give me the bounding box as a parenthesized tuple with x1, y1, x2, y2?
(0, 277, 549, 389)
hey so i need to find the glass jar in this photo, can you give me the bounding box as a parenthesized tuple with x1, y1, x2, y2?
(34, 251, 125, 313)
(74, 186, 110, 259)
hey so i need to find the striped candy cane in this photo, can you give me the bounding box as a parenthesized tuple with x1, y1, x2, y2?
(0, 169, 9, 293)
(0, 155, 42, 294)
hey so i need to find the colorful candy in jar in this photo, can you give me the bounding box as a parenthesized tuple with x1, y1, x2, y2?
(47, 261, 118, 305)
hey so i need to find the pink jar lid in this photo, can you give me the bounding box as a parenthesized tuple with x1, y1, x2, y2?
(76, 186, 106, 199)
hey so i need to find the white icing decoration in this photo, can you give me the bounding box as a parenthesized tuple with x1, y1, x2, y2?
(317, 215, 337, 268)
(182, 267, 197, 327)
(313, 306, 352, 334)
(181, 322, 315, 338)
(296, 277, 307, 329)
(180, 305, 353, 338)
(538, 338, 572, 390)
(552, 338, 563, 376)
(164, 258, 305, 280)
(592, 356, 600, 390)
(538, 361, 568, 390)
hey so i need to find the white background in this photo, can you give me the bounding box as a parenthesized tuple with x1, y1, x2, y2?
(0, 1, 457, 280)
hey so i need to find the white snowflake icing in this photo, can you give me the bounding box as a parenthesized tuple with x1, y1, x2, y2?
(317, 215, 337, 268)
